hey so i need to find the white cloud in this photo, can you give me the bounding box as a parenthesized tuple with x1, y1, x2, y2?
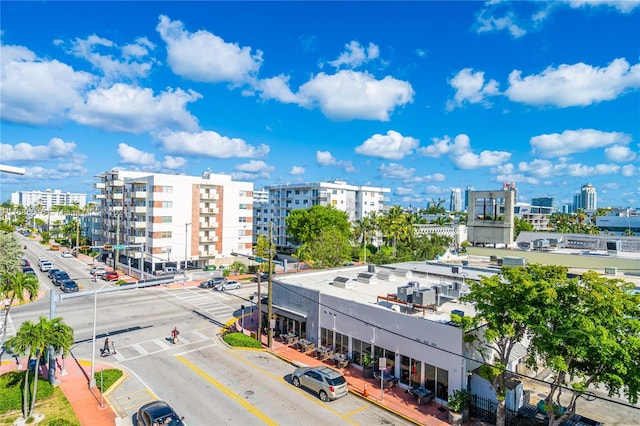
(328, 41, 380, 69)
(621, 164, 636, 176)
(235, 160, 274, 173)
(315, 151, 357, 172)
(355, 130, 419, 160)
(0, 44, 94, 125)
(378, 163, 415, 179)
(66, 34, 155, 81)
(506, 58, 640, 107)
(1, 137, 77, 161)
(566, 163, 620, 177)
(157, 130, 270, 158)
(289, 166, 305, 175)
(476, 10, 527, 38)
(69, 83, 202, 133)
(605, 144, 637, 162)
(298, 70, 414, 121)
(419, 134, 510, 169)
(255, 75, 300, 103)
(117, 143, 157, 165)
(156, 15, 263, 84)
(395, 187, 415, 196)
(568, 0, 640, 13)
(405, 173, 446, 183)
(530, 129, 632, 158)
(446, 68, 500, 110)
(117, 143, 186, 171)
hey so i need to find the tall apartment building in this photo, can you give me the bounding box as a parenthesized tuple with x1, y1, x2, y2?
(464, 186, 475, 212)
(572, 183, 597, 212)
(449, 188, 462, 212)
(11, 189, 87, 210)
(531, 197, 554, 209)
(95, 170, 253, 275)
(258, 180, 390, 250)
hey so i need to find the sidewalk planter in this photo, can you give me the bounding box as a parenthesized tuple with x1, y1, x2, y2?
(447, 389, 470, 425)
(362, 353, 374, 379)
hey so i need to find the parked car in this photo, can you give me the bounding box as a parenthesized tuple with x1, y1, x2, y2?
(258, 271, 276, 281)
(90, 266, 106, 277)
(60, 280, 79, 293)
(291, 366, 348, 402)
(39, 261, 53, 272)
(199, 277, 227, 288)
(47, 268, 61, 279)
(134, 400, 185, 426)
(214, 280, 241, 291)
(21, 266, 36, 276)
(53, 271, 70, 286)
(20, 257, 30, 267)
(61, 251, 74, 258)
(104, 271, 119, 281)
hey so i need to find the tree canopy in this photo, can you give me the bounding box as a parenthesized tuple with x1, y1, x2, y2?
(285, 205, 351, 246)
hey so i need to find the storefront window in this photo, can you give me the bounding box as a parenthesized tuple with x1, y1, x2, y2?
(436, 367, 449, 401)
(320, 327, 334, 348)
(425, 363, 436, 393)
(335, 332, 348, 355)
(400, 356, 421, 386)
(352, 338, 371, 366)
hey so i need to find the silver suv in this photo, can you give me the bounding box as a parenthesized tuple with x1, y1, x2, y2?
(291, 366, 348, 402)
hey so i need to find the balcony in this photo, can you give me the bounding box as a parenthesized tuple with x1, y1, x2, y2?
(127, 236, 146, 244)
(200, 207, 219, 215)
(200, 191, 219, 200)
(200, 221, 218, 229)
(132, 191, 148, 199)
(200, 235, 218, 243)
(94, 182, 105, 189)
(133, 205, 146, 213)
(133, 221, 147, 229)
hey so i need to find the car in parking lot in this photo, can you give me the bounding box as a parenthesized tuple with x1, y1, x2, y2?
(103, 271, 119, 281)
(291, 366, 348, 402)
(213, 280, 241, 291)
(60, 280, 79, 293)
(52, 271, 70, 286)
(199, 277, 227, 288)
(134, 400, 185, 426)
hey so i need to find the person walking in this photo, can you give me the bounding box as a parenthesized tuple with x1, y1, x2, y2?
(102, 338, 110, 356)
(171, 327, 179, 344)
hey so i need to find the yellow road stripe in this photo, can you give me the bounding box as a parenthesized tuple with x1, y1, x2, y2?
(176, 355, 278, 426)
(344, 405, 369, 418)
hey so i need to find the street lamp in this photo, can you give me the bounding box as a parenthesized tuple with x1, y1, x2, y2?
(184, 222, 191, 272)
(90, 283, 109, 388)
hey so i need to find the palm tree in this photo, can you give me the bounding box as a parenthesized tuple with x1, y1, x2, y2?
(5, 317, 74, 419)
(1, 271, 39, 345)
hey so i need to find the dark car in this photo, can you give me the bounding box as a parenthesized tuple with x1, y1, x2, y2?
(134, 400, 185, 426)
(21, 266, 36, 276)
(60, 280, 79, 293)
(47, 268, 61, 279)
(198, 277, 227, 288)
(104, 271, 119, 281)
(53, 271, 70, 286)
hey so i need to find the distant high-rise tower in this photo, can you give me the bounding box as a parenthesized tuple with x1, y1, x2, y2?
(450, 188, 462, 212)
(580, 183, 597, 211)
(464, 186, 474, 212)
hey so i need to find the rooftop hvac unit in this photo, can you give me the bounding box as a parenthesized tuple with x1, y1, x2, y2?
(434, 284, 449, 296)
(414, 288, 436, 306)
(367, 264, 376, 273)
(452, 266, 460, 274)
(451, 309, 465, 317)
(397, 285, 415, 302)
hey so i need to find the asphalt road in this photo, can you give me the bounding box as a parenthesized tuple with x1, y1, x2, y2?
(11, 242, 415, 425)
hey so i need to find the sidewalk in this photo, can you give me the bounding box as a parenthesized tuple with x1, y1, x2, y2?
(0, 356, 117, 426)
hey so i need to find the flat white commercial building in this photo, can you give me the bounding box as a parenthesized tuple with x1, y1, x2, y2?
(94, 170, 253, 275)
(260, 180, 390, 250)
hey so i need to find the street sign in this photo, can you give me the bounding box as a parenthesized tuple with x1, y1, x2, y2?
(113, 244, 126, 249)
(255, 257, 264, 263)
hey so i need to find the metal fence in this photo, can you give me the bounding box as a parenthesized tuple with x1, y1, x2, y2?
(470, 394, 541, 426)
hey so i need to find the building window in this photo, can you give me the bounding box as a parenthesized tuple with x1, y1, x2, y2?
(161, 216, 172, 223)
(239, 217, 247, 223)
(400, 355, 421, 387)
(160, 232, 172, 238)
(239, 204, 248, 209)
(161, 186, 173, 193)
(162, 201, 172, 208)
(351, 338, 371, 367)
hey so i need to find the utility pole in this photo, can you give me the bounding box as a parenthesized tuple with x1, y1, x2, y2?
(256, 273, 262, 344)
(115, 212, 121, 271)
(267, 221, 274, 349)
(184, 222, 191, 271)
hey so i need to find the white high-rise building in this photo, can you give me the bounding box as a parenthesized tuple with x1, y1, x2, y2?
(259, 180, 390, 250)
(450, 188, 462, 212)
(95, 170, 253, 275)
(11, 189, 87, 210)
(580, 183, 597, 211)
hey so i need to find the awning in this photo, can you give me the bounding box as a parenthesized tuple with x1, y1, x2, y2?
(261, 302, 308, 322)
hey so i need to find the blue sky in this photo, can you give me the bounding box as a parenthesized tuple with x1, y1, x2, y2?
(1, 1, 639, 209)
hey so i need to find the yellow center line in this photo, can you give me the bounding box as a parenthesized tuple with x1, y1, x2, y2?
(176, 355, 278, 426)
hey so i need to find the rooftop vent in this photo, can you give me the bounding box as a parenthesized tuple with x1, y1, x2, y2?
(332, 276, 354, 289)
(357, 272, 376, 284)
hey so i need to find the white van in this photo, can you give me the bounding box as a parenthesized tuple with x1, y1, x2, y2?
(163, 267, 179, 275)
(39, 260, 53, 272)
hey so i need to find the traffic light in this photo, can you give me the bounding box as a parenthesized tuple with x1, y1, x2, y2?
(80, 245, 91, 251)
(103, 245, 112, 250)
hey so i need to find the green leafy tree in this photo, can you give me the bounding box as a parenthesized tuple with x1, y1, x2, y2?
(455, 264, 565, 426)
(5, 316, 74, 419)
(514, 216, 534, 238)
(1, 271, 40, 345)
(230, 261, 247, 274)
(254, 234, 273, 272)
(0, 232, 23, 278)
(305, 228, 352, 268)
(527, 271, 640, 426)
(285, 205, 351, 246)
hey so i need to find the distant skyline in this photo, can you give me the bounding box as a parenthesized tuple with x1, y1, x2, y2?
(1, 1, 639, 208)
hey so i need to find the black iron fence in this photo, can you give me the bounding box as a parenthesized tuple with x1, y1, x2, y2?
(470, 394, 542, 426)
